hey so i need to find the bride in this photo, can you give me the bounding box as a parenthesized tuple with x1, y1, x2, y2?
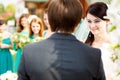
(85, 2, 115, 80)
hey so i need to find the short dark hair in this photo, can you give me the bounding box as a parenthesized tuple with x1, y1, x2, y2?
(48, 0, 83, 33)
(86, 2, 108, 20)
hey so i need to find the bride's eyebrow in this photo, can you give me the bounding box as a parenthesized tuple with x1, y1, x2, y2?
(94, 18, 101, 21)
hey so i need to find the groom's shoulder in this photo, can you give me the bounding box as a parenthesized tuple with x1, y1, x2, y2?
(80, 43, 101, 57)
(25, 41, 40, 48)
(23, 40, 44, 51)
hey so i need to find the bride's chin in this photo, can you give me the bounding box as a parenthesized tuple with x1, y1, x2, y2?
(92, 31, 99, 35)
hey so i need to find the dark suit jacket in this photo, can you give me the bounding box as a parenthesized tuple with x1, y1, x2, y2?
(18, 33, 106, 80)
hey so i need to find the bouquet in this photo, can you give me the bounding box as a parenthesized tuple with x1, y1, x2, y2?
(11, 33, 31, 49)
(11, 33, 45, 49)
(0, 71, 18, 80)
(11, 33, 21, 42)
(18, 34, 31, 49)
(31, 37, 44, 43)
(106, 0, 120, 77)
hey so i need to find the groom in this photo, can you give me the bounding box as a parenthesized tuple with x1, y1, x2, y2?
(18, 0, 106, 80)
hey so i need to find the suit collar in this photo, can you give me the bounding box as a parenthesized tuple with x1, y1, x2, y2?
(48, 33, 77, 40)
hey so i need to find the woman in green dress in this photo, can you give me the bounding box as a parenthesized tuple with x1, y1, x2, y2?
(13, 13, 30, 72)
(43, 9, 52, 38)
(0, 19, 13, 74)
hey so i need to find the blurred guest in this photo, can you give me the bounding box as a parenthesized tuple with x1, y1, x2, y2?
(17, 13, 30, 35)
(43, 9, 52, 38)
(18, 0, 105, 80)
(0, 19, 13, 74)
(13, 13, 30, 73)
(29, 17, 44, 39)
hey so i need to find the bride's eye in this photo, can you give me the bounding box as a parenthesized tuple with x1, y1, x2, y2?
(95, 20, 100, 23)
(87, 20, 91, 23)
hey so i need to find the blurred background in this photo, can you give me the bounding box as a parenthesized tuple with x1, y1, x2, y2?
(0, 0, 111, 33)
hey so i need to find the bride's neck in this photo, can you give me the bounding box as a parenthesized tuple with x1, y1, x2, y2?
(92, 34, 111, 48)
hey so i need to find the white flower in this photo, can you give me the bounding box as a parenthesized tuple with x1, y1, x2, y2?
(0, 71, 18, 80)
(11, 33, 21, 42)
(106, 0, 120, 77)
(19, 35, 31, 49)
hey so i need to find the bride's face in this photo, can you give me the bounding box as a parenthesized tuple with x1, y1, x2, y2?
(86, 13, 107, 35)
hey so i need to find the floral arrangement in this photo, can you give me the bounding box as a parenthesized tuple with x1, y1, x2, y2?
(0, 71, 18, 80)
(11, 33, 21, 42)
(11, 33, 31, 49)
(106, 0, 120, 76)
(11, 33, 45, 49)
(31, 37, 44, 43)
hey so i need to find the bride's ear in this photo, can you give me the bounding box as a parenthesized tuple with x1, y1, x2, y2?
(106, 20, 110, 25)
(106, 20, 110, 26)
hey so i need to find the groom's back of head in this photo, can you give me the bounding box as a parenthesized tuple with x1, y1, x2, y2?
(48, 0, 83, 33)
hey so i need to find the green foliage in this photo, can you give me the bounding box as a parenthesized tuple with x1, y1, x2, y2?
(0, 3, 16, 25)
(5, 3, 16, 15)
(0, 33, 3, 42)
(111, 54, 118, 62)
(110, 43, 120, 62)
(5, 15, 15, 24)
(111, 43, 120, 50)
(109, 25, 116, 32)
(4, 4, 16, 24)
(0, 4, 5, 14)
(117, 72, 120, 76)
(107, 0, 112, 4)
